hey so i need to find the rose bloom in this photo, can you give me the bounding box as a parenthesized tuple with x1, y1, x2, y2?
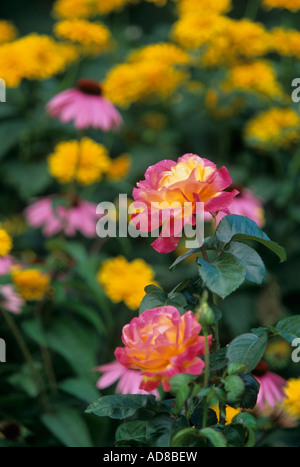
(205, 184, 265, 228)
(115, 306, 211, 392)
(25, 196, 102, 238)
(0, 285, 24, 314)
(96, 360, 159, 397)
(46, 78, 123, 131)
(131, 154, 238, 253)
(252, 361, 287, 411)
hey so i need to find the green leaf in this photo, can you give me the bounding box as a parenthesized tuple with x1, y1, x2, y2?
(172, 428, 205, 448)
(226, 333, 268, 372)
(115, 420, 148, 446)
(165, 292, 188, 312)
(146, 414, 189, 447)
(223, 375, 245, 407)
(86, 394, 157, 419)
(276, 316, 300, 343)
(59, 378, 100, 404)
(225, 242, 266, 284)
(139, 288, 167, 315)
(62, 301, 106, 335)
(199, 427, 227, 447)
(232, 412, 257, 431)
(191, 408, 218, 429)
(169, 374, 196, 394)
(209, 348, 228, 372)
(3, 160, 52, 199)
(41, 409, 93, 447)
(46, 319, 99, 379)
(216, 215, 286, 262)
(170, 248, 200, 270)
(227, 363, 248, 375)
(239, 374, 260, 409)
(218, 424, 247, 447)
(0, 120, 26, 159)
(198, 252, 246, 299)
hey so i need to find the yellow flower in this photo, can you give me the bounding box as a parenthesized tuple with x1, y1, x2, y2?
(283, 379, 300, 417)
(0, 229, 12, 257)
(175, 0, 231, 15)
(245, 108, 300, 150)
(0, 34, 78, 88)
(263, 0, 300, 11)
(264, 338, 291, 369)
(48, 138, 111, 185)
(172, 13, 270, 66)
(0, 20, 17, 44)
(104, 43, 189, 107)
(95, 0, 133, 15)
(270, 28, 300, 58)
(12, 268, 51, 301)
(107, 154, 132, 181)
(97, 256, 158, 310)
(54, 19, 112, 55)
(53, 0, 96, 18)
(223, 61, 283, 99)
(172, 13, 229, 50)
(211, 405, 241, 425)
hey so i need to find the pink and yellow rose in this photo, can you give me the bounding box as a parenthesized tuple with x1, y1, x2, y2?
(131, 154, 238, 253)
(115, 306, 211, 392)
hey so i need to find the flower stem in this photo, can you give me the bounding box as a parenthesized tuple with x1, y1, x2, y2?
(203, 333, 210, 389)
(1, 307, 51, 412)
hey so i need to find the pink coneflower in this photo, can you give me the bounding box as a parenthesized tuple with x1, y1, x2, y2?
(252, 361, 287, 412)
(46, 78, 123, 131)
(96, 360, 159, 398)
(0, 285, 24, 314)
(0, 256, 14, 276)
(205, 184, 265, 228)
(25, 195, 103, 238)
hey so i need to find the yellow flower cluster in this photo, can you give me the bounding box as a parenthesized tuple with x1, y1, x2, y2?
(53, 0, 133, 18)
(53, 0, 168, 18)
(283, 379, 300, 417)
(48, 138, 111, 185)
(12, 268, 51, 301)
(263, 0, 300, 11)
(0, 34, 78, 88)
(104, 43, 190, 107)
(97, 256, 158, 310)
(0, 229, 12, 257)
(174, 0, 231, 15)
(107, 154, 132, 181)
(172, 12, 270, 66)
(0, 20, 17, 43)
(270, 28, 300, 58)
(223, 61, 283, 99)
(245, 108, 300, 151)
(54, 19, 112, 55)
